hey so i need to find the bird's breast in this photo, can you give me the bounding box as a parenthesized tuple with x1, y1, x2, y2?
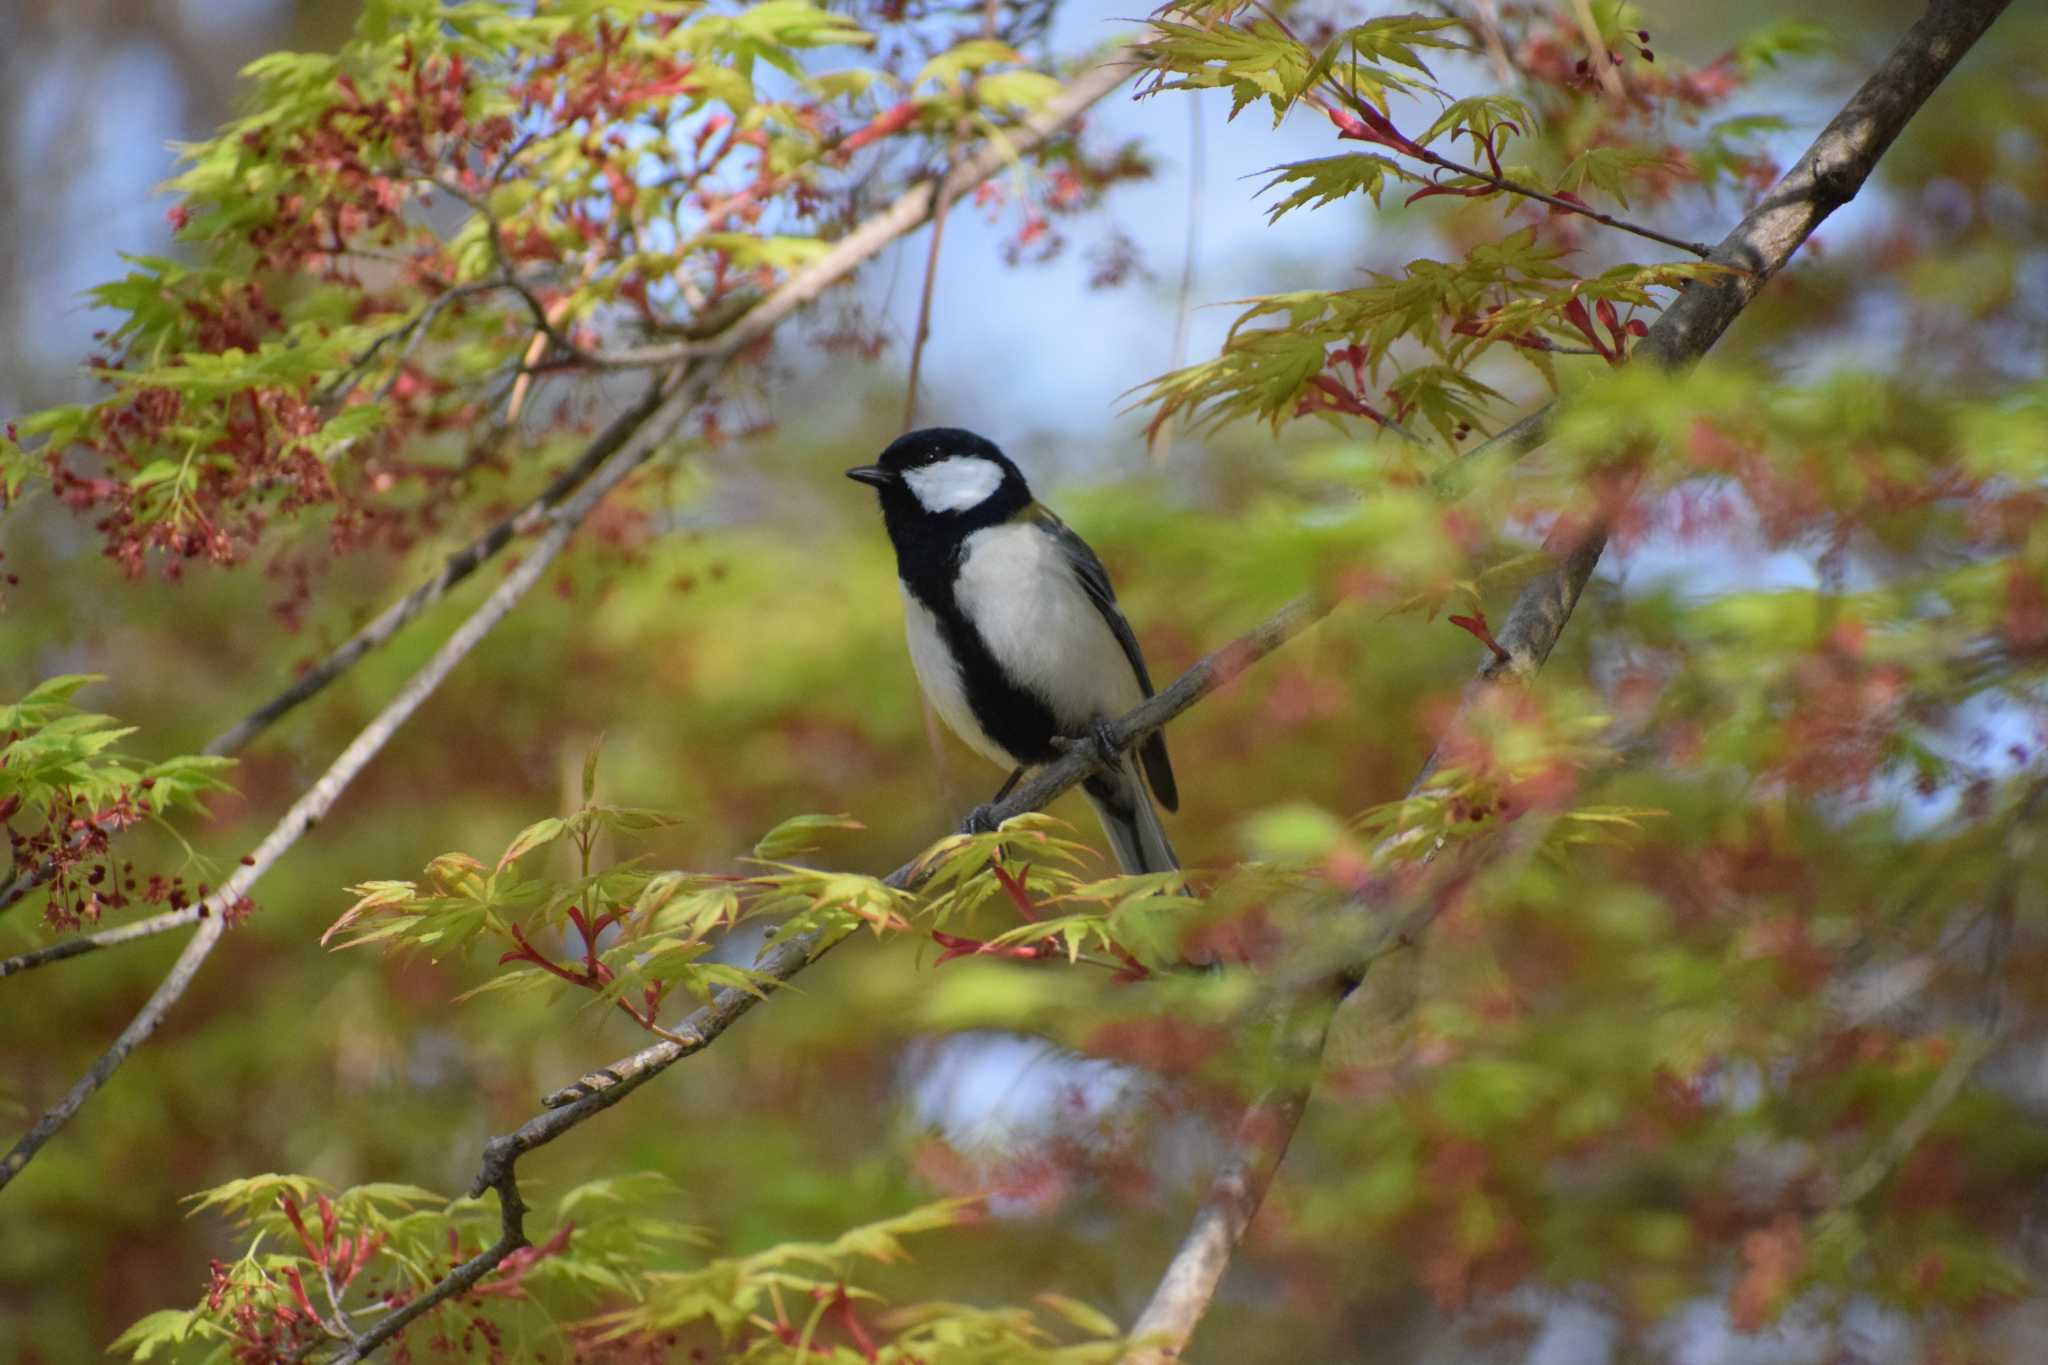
(953, 523, 1143, 725)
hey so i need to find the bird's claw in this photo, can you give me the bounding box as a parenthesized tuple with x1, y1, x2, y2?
(963, 803, 1001, 835)
(1052, 718, 1123, 769)
(1089, 717, 1121, 765)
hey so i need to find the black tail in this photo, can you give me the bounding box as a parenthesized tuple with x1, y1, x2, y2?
(1081, 757, 1178, 874)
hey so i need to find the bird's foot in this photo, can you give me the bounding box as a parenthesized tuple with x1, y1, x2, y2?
(1088, 716, 1122, 767)
(963, 767, 1026, 834)
(1052, 718, 1123, 769)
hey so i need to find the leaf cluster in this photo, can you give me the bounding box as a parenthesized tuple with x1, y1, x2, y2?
(116, 1172, 1122, 1364)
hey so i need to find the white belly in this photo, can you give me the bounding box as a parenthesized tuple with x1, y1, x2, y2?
(954, 523, 1143, 726)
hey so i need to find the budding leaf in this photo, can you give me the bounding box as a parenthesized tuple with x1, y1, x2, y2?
(498, 817, 567, 872)
(753, 812, 863, 860)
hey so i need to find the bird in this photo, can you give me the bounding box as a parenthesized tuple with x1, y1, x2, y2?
(846, 427, 1179, 874)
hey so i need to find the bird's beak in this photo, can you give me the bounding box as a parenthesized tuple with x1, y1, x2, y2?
(844, 465, 892, 488)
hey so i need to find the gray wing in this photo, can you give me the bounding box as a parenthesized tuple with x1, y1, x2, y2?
(1026, 504, 1179, 812)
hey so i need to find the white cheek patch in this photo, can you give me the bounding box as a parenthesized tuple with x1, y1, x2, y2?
(903, 456, 1003, 513)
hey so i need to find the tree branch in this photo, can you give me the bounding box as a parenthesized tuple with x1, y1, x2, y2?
(1123, 1, 2015, 1353)
(330, 1137, 528, 1365)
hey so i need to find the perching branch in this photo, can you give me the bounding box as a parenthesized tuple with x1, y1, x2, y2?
(541, 595, 1322, 1109)
(1124, 1, 2014, 1353)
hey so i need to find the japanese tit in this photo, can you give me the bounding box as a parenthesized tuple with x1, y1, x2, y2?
(847, 428, 1179, 874)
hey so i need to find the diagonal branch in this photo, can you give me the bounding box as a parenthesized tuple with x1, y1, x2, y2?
(540, 596, 1321, 1109)
(199, 379, 676, 759)
(0, 364, 716, 1195)
(1123, 0, 2015, 1354)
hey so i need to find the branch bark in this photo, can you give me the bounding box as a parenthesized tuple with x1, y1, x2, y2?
(1123, 1, 2014, 1354)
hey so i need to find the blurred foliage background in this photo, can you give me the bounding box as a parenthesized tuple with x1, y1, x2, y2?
(3, 0, 2046, 1361)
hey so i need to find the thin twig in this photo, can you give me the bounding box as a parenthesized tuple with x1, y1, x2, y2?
(901, 151, 959, 432)
(0, 844, 68, 919)
(1469, 0, 1516, 86)
(1567, 0, 1627, 103)
(1413, 139, 1713, 260)
(200, 381, 672, 758)
(0, 906, 202, 978)
(1301, 71, 1711, 259)
(1122, 1, 2016, 1352)
(1245, 0, 1710, 260)
(315, 283, 500, 411)
(1826, 776, 2041, 1209)
(1149, 94, 1206, 460)
(1829, 1032, 1996, 1211)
